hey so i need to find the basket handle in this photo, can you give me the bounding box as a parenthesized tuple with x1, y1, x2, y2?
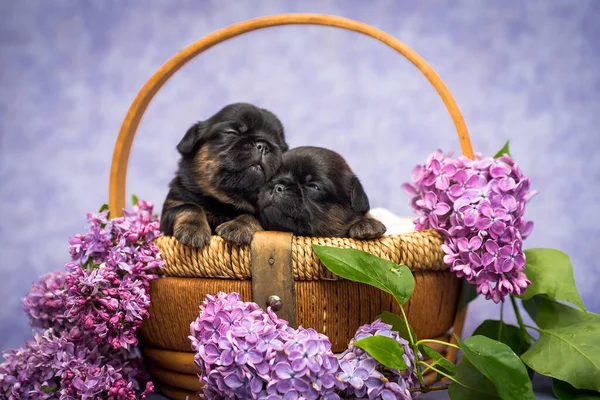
(109, 13, 473, 217)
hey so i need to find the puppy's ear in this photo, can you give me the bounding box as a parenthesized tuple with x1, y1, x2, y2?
(177, 121, 208, 155)
(347, 175, 370, 214)
(280, 139, 289, 152)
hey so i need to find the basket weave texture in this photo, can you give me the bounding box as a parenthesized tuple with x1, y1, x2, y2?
(155, 229, 447, 280)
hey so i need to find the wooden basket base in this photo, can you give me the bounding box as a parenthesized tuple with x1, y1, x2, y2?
(140, 271, 461, 353)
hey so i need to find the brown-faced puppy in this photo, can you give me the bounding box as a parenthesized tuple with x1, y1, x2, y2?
(257, 146, 386, 238)
(161, 103, 288, 247)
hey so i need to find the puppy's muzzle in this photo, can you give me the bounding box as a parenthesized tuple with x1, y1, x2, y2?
(271, 183, 288, 197)
(255, 140, 269, 155)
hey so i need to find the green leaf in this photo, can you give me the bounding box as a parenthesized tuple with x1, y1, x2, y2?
(458, 278, 479, 311)
(98, 203, 109, 213)
(521, 319, 600, 391)
(553, 379, 600, 400)
(457, 335, 535, 400)
(519, 248, 585, 310)
(522, 296, 600, 330)
(353, 336, 408, 371)
(377, 311, 416, 342)
(449, 358, 501, 400)
(472, 319, 530, 356)
(41, 385, 58, 393)
(312, 245, 415, 305)
(421, 344, 456, 375)
(493, 140, 512, 158)
(131, 194, 139, 206)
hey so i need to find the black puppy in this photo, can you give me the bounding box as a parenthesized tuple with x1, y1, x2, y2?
(258, 146, 386, 239)
(161, 103, 288, 247)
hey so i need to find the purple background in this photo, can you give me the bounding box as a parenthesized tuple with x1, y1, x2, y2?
(1, 0, 599, 383)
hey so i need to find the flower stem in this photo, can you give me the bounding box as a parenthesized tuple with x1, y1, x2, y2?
(416, 339, 460, 350)
(400, 306, 425, 388)
(498, 301, 504, 340)
(398, 305, 415, 344)
(509, 295, 531, 343)
(417, 362, 459, 384)
(408, 383, 450, 393)
(418, 362, 482, 393)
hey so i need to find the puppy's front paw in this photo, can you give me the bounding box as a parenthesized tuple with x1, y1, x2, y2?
(216, 218, 262, 246)
(348, 217, 387, 240)
(174, 222, 211, 248)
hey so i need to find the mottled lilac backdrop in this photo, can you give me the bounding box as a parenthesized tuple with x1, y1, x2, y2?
(1, 0, 599, 353)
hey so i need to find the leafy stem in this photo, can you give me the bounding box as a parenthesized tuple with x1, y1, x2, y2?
(408, 383, 450, 393)
(510, 295, 531, 344)
(524, 324, 540, 332)
(416, 339, 460, 350)
(417, 361, 462, 386)
(400, 306, 425, 387)
(498, 301, 504, 340)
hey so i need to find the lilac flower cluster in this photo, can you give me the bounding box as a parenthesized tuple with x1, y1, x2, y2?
(337, 320, 419, 400)
(65, 200, 163, 349)
(403, 150, 536, 303)
(267, 328, 341, 399)
(1, 200, 163, 399)
(191, 293, 421, 399)
(190, 292, 341, 399)
(22, 270, 71, 332)
(0, 327, 153, 400)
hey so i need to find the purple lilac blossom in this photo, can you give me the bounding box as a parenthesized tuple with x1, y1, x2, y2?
(191, 294, 420, 399)
(403, 150, 536, 303)
(190, 292, 341, 399)
(22, 270, 71, 332)
(337, 319, 420, 400)
(0, 327, 154, 400)
(1, 200, 163, 398)
(64, 200, 164, 349)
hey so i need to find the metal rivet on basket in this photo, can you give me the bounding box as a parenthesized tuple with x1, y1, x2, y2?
(268, 257, 275, 265)
(267, 295, 283, 311)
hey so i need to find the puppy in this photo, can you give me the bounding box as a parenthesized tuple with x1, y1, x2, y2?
(160, 103, 288, 247)
(258, 146, 386, 239)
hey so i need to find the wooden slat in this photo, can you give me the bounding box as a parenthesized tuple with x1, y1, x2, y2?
(251, 231, 296, 327)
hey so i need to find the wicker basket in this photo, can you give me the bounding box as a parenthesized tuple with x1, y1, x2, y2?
(108, 14, 474, 400)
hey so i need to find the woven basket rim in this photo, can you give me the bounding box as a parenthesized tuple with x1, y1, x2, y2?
(155, 229, 447, 280)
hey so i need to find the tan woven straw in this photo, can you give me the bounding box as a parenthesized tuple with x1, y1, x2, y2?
(155, 229, 446, 280)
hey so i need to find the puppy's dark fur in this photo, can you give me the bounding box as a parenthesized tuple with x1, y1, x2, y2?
(161, 103, 288, 247)
(258, 146, 386, 239)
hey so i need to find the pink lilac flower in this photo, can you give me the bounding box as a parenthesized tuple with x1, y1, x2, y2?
(64, 201, 164, 349)
(22, 270, 71, 332)
(404, 150, 536, 303)
(337, 320, 420, 399)
(1, 200, 162, 398)
(0, 327, 153, 400)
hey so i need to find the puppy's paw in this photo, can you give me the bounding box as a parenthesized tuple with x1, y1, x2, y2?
(174, 222, 211, 248)
(348, 217, 387, 240)
(216, 218, 262, 246)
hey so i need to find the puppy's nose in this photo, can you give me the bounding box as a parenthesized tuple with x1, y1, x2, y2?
(273, 184, 286, 194)
(255, 141, 269, 155)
